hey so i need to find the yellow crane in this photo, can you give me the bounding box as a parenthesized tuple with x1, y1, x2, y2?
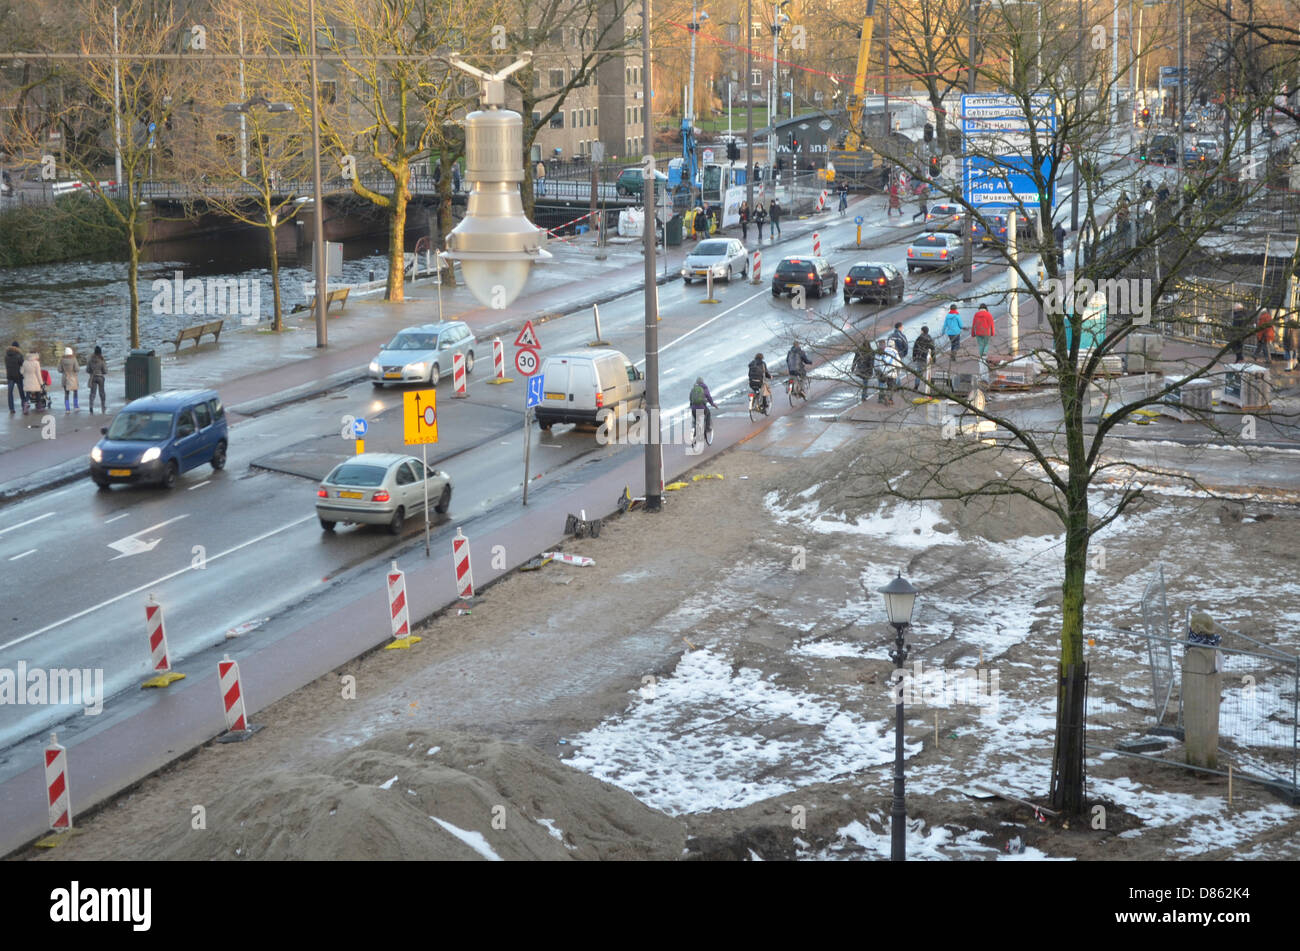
(831, 0, 877, 186)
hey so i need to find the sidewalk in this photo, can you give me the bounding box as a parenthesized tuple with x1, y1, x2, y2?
(0, 199, 858, 502)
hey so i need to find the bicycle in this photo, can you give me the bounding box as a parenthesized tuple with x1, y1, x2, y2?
(690, 407, 714, 449)
(748, 385, 770, 421)
(786, 373, 808, 405)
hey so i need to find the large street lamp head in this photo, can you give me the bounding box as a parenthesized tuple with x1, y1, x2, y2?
(444, 52, 550, 309)
(878, 571, 919, 627)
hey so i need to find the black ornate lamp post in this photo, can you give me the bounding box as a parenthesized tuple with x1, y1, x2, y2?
(878, 570, 918, 861)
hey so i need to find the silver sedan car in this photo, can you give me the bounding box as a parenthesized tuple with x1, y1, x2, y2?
(681, 238, 749, 284)
(316, 452, 452, 534)
(369, 321, 476, 387)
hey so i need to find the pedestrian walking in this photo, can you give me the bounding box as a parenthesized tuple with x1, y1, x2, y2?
(451, 162, 461, 194)
(887, 181, 901, 217)
(535, 159, 547, 196)
(739, 200, 750, 244)
(753, 203, 767, 242)
(5, 339, 24, 413)
(878, 341, 901, 405)
(768, 198, 782, 240)
(911, 179, 928, 221)
(1254, 308, 1276, 363)
(912, 325, 935, 382)
(1230, 302, 1248, 362)
(21, 350, 43, 410)
(941, 304, 963, 361)
(837, 184, 848, 217)
(1053, 223, 1067, 269)
(86, 345, 107, 413)
(852, 344, 876, 402)
(972, 302, 996, 360)
(888, 322, 909, 360)
(1283, 310, 1300, 371)
(58, 346, 79, 411)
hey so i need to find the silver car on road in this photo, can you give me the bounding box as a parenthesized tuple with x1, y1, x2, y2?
(369, 321, 476, 387)
(681, 238, 749, 284)
(316, 452, 452, 534)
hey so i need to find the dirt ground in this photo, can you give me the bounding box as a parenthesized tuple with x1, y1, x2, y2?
(22, 421, 1300, 861)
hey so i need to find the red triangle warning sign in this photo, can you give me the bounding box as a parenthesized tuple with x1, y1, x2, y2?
(514, 320, 541, 349)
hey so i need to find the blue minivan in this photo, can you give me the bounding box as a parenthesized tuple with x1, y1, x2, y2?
(90, 389, 228, 489)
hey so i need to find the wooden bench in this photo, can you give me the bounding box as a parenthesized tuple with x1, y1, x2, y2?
(292, 287, 350, 315)
(171, 319, 224, 351)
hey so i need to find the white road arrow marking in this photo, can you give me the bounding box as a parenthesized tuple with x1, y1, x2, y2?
(107, 514, 189, 560)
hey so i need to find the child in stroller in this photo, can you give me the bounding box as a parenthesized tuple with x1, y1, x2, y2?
(21, 351, 52, 411)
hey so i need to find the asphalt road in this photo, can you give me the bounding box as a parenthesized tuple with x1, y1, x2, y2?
(0, 196, 1033, 753)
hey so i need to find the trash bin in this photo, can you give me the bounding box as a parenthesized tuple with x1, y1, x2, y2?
(124, 348, 161, 400)
(666, 213, 683, 247)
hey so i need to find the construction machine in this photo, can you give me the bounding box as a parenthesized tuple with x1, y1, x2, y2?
(830, 0, 878, 188)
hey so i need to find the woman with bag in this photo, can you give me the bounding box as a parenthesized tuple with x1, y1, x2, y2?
(58, 346, 79, 411)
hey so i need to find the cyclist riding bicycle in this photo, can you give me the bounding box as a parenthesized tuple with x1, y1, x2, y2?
(688, 376, 718, 435)
(786, 341, 812, 397)
(748, 352, 773, 407)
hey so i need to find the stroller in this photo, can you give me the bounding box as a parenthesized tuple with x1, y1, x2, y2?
(26, 367, 53, 411)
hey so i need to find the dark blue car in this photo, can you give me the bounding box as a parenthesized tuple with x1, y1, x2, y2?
(90, 389, 228, 489)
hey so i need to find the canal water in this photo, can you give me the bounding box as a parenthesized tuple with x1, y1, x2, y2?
(0, 235, 395, 369)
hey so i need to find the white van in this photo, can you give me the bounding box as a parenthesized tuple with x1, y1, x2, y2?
(535, 349, 645, 431)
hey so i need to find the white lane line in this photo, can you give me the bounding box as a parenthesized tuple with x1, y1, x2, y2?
(104, 512, 131, 524)
(8, 549, 37, 561)
(1, 513, 317, 652)
(635, 287, 769, 367)
(0, 512, 54, 536)
(187, 480, 211, 491)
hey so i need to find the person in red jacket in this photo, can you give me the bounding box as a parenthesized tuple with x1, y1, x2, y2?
(1254, 308, 1276, 363)
(972, 303, 996, 360)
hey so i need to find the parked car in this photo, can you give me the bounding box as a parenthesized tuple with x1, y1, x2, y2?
(90, 389, 228, 490)
(615, 167, 668, 198)
(771, 255, 839, 299)
(924, 202, 964, 233)
(369, 321, 475, 387)
(535, 349, 645, 433)
(906, 232, 963, 272)
(842, 262, 904, 304)
(681, 238, 748, 283)
(1140, 134, 1179, 164)
(316, 452, 452, 534)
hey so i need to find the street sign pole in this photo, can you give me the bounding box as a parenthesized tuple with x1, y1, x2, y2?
(522, 407, 533, 506)
(423, 444, 430, 557)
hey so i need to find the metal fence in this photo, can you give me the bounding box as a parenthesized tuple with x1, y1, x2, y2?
(1090, 565, 1300, 802)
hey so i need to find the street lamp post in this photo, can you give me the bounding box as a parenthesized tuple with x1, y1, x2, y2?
(641, 0, 662, 512)
(306, 0, 328, 348)
(745, 0, 754, 216)
(770, 2, 791, 167)
(878, 571, 918, 862)
(687, 5, 709, 126)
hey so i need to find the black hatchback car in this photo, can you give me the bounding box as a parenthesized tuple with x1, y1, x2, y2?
(1140, 134, 1178, 165)
(843, 262, 904, 304)
(772, 256, 839, 299)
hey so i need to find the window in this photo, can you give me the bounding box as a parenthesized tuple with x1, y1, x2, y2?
(550, 112, 564, 128)
(549, 69, 564, 89)
(533, 72, 541, 90)
(176, 412, 196, 439)
(192, 402, 212, 429)
(395, 463, 417, 486)
(593, 108, 598, 125)
(319, 81, 337, 104)
(752, 70, 762, 87)
(208, 398, 225, 420)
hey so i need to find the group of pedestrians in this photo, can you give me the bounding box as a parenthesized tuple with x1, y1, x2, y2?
(851, 303, 1000, 405)
(6, 341, 108, 414)
(737, 198, 783, 244)
(1230, 301, 1300, 369)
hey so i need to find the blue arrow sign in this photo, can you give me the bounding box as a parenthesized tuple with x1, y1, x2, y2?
(526, 375, 544, 409)
(353, 417, 368, 438)
(854, 215, 864, 225)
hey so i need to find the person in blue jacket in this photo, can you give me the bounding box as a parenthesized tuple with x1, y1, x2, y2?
(941, 303, 964, 362)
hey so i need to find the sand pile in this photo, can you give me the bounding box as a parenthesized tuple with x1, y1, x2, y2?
(769, 428, 1065, 543)
(151, 730, 684, 860)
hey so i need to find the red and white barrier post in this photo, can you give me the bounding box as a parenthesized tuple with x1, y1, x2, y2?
(142, 596, 185, 688)
(452, 351, 467, 397)
(214, 655, 263, 740)
(816, 189, 828, 212)
(452, 527, 475, 601)
(44, 733, 71, 831)
(384, 560, 421, 649)
(812, 232, 821, 256)
(487, 337, 511, 384)
(750, 250, 762, 285)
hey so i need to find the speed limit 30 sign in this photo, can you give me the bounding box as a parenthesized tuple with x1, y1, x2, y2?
(515, 347, 539, 376)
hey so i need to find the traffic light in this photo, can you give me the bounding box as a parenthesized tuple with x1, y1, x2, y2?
(923, 122, 934, 144)
(791, 136, 799, 152)
(726, 140, 740, 162)
(929, 155, 940, 178)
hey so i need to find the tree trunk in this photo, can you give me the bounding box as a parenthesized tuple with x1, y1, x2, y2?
(127, 228, 141, 350)
(437, 152, 456, 286)
(1051, 367, 1090, 815)
(385, 161, 411, 302)
(268, 215, 283, 332)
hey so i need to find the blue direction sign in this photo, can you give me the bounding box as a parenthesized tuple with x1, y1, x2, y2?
(854, 215, 864, 225)
(1159, 66, 1188, 88)
(526, 374, 544, 409)
(353, 417, 368, 438)
(961, 93, 1056, 209)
